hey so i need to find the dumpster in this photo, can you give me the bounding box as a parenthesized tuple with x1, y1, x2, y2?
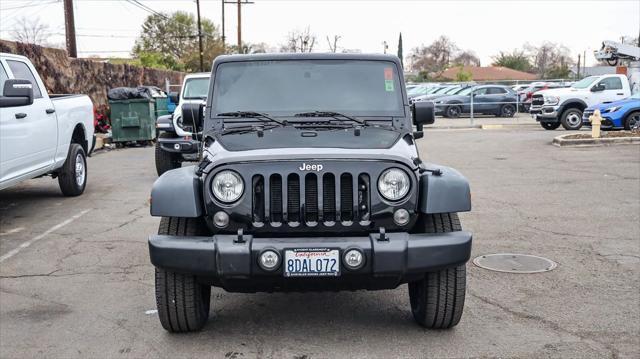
(108, 98, 156, 143)
(154, 96, 170, 117)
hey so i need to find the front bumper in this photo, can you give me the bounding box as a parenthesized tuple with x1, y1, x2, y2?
(530, 104, 560, 120)
(148, 231, 472, 292)
(158, 136, 201, 154)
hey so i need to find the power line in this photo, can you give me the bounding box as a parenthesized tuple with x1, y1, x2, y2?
(0, 0, 59, 11)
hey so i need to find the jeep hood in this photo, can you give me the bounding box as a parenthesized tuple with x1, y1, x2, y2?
(214, 126, 401, 151)
(205, 128, 418, 169)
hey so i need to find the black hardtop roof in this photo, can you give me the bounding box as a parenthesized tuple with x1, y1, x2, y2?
(212, 52, 403, 67)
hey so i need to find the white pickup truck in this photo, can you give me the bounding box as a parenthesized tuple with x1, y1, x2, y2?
(0, 53, 94, 196)
(530, 74, 631, 130)
(155, 72, 209, 175)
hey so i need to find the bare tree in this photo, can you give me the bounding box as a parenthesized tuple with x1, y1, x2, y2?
(326, 35, 341, 53)
(10, 17, 50, 46)
(453, 50, 481, 67)
(525, 42, 574, 78)
(281, 27, 316, 53)
(408, 36, 458, 78)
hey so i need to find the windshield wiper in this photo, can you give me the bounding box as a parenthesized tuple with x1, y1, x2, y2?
(217, 111, 286, 125)
(293, 111, 366, 125)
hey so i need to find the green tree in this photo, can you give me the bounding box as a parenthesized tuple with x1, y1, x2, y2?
(455, 66, 473, 82)
(492, 50, 532, 72)
(397, 32, 403, 68)
(132, 11, 224, 71)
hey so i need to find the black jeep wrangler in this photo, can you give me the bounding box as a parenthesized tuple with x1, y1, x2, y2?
(148, 53, 472, 332)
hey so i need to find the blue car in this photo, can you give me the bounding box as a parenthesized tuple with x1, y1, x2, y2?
(582, 93, 640, 130)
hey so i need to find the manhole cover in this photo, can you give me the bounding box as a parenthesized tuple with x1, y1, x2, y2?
(473, 253, 557, 273)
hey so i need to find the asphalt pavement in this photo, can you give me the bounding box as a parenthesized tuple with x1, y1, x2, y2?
(1, 126, 638, 358)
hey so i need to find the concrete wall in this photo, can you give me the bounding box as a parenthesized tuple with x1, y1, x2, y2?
(0, 40, 185, 110)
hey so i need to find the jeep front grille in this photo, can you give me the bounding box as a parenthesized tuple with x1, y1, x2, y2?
(252, 172, 370, 227)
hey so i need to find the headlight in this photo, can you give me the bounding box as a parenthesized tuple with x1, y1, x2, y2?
(378, 168, 410, 201)
(211, 170, 244, 203)
(603, 106, 621, 113)
(544, 96, 559, 105)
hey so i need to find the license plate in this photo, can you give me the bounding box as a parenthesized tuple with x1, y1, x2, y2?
(284, 248, 340, 277)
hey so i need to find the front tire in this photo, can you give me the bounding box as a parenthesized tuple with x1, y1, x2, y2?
(445, 105, 461, 118)
(155, 133, 182, 176)
(624, 111, 640, 131)
(155, 217, 211, 332)
(498, 104, 515, 118)
(58, 143, 87, 196)
(540, 121, 561, 130)
(408, 213, 466, 329)
(560, 108, 583, 130)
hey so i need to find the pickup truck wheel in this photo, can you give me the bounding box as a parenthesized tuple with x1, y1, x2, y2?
(58, 143, 87, 196)
(624, 111, 640, 130)
(560, 108, 583, 130)
(155, 133, 182, 176)
(408, 213, 466, 329)
(155, 217, 211, 332)
(444, 105, 461, 118)
(540, 122, 561, 130)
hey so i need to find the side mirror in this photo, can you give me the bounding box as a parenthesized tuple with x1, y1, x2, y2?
(411, 101, 435, 132)
(591, 84, 605, 92)
(181, 102, 204, 130)
(168, 92, 179, 104)
(0, 79, 34, 108)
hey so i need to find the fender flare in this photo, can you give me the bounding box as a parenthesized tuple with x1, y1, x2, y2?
(156, 114, 175, 133)
(150, 166, 203, 217)
(560, 99, 588, 112)
(418, 164, 471, 214)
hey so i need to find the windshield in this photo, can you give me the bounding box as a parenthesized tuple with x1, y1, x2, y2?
(182, 77, 209, 99)
(434, 86, 451, 94)
(427, 86, 442, 94)
(457, 87, 476, 96)
(572, 76, 598, 89)
(407, 86, 427, 96)
(445, 86, 462, 94)
(211, 60, 404, 117)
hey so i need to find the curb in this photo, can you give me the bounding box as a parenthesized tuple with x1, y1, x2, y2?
(552, 134, 640, 147)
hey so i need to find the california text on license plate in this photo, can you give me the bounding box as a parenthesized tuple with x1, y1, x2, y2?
(284, 248, 340, 277)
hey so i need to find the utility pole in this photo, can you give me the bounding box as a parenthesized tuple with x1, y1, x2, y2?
(577, 53, 581, 79)
(221, 0, 226, 50)
(237, 0, 242, 53)
(63, 0, 77, 58)
(196, 0, 204, 72)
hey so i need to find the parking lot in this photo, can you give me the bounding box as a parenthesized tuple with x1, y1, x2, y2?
(1, 125, 638, 358)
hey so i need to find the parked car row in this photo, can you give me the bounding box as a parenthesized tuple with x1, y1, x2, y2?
(406, 83, 518, 118)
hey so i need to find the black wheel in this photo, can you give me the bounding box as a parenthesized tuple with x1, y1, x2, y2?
(623, 111, 640, 131)
(408, 213, 466, 329)
(540, 121, 561, 130)
(155, 217, 211, 333)
(58, 143, 87, 196)
(560, 108, 583, 130)
(498, 104, 516, 118)
(155, 133, 182, 176)
(445, 105, 461, 118)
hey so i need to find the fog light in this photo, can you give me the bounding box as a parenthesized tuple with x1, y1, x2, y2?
(173, 143, 181, 150)
(213, 211, 229, 228)
(343, 249, 364, 270)
(393, 208, 410, 226)
(258, 250, 280, 271)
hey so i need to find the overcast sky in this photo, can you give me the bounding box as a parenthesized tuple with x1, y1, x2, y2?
(1, 0, 638, 66)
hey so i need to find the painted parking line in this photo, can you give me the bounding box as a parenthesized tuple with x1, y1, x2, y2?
(0, 209, 92, 263)
(0, 227, 24, 236)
